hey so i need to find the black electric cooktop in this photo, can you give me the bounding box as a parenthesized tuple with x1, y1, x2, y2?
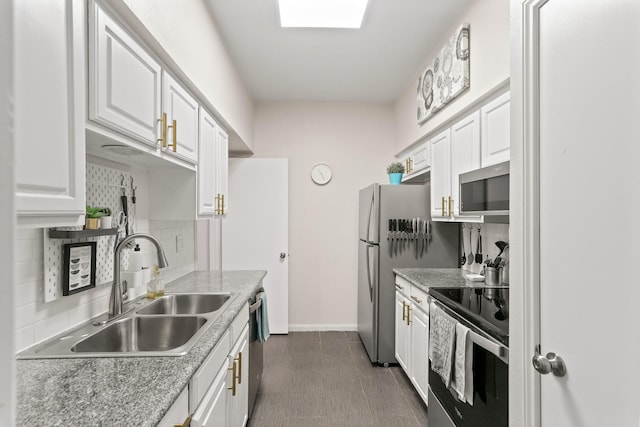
(429, 287, 509, 347)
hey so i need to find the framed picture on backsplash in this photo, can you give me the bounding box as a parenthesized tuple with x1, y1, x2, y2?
(62, 242, 97, 296)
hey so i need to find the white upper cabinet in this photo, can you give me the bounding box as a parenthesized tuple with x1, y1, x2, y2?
(162, 71, 199, 163)
(450, 111, 482, 220)
(89, 1, 162, 147)
(15, 0, 86, 227)
(402, 140, 430, 180)
(430, 129, 452, 219)
(481, 91, 511, 166)
(214, 126, 229, 216)
(198, 109, 218, 216)
(198, 108, 228, 217)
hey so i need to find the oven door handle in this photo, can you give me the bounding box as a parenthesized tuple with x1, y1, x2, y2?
(431, 300, 509, 364)
(467, 328, 509, 363)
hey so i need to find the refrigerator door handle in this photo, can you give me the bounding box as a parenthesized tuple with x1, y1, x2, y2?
(365, 190, 375, 242)
(366, 243, 374, 302)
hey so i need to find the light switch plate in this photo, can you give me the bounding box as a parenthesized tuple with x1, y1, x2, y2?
(176, 234, 184, 252)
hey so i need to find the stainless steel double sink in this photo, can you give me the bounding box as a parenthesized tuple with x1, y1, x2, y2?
(18, 293, 236, 359)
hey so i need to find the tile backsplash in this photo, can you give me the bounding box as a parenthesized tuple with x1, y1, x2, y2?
(15, 161, 196, 353)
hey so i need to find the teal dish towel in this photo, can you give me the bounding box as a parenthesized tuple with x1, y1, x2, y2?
(256, 291, 270, 342)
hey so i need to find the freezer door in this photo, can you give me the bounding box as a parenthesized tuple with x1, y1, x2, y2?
(358, 184, 379, 243)
(357, 240, 379, 363)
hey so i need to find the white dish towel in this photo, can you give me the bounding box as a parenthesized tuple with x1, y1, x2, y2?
(452, 322, 474, 405)
(428, 302, 457, 387)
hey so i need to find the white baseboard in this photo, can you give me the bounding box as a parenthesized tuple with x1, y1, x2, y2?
(287, 324, 357, 332)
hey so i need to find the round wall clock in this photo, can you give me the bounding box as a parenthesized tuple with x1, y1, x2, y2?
(310, 163, 332, 185)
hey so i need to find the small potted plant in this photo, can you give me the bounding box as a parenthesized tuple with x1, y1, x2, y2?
(386, 161, 406, 185)
(85, 206, 106, 230)
(99, 207, 112, 229)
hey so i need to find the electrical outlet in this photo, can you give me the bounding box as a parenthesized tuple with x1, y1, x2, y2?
(176, 234, 184, 252)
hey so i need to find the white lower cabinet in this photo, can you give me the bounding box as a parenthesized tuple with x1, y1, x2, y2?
(191, 303, 249, 427)
(395, 289, 411, 372)
(409, 300, 429, 403)
(395, 276, 429, 406)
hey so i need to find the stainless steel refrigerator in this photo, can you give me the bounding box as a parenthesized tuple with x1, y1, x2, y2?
(357, 183, 458, 365)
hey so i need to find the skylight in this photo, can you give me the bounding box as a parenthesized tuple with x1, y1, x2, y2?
(278, 0, 369, 29)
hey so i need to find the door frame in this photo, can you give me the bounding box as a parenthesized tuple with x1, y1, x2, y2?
(510, 0, 546, 425)
(0, 0, 14, 421)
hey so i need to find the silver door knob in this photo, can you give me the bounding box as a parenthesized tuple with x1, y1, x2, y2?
(280, 252, 286, 259)
(532, 349, 566, 377)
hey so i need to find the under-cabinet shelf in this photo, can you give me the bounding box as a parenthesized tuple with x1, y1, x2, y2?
(48, 228, 118, 239)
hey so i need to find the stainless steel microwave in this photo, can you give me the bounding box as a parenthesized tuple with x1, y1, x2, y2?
(459, 161, 509, 217)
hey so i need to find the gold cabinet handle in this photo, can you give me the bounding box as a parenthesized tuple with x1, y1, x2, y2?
(405, 159, 409, 173)
(157, 112, 167, 147)
(395, 284, 403, 290)
(227, 360, 237, 396)
(167, 119, 177, 152)
(401, 301, 407, 321)
(221, 194, 225, 215)
(235, 351, 242, 384)
(174, 416, 191, 427)
(406, 305, 412, 326)
(411, 296, 422, 304)
(215, 193, 220, 215)
(448, 196, 453, 217)
(441, 196, 446, 216)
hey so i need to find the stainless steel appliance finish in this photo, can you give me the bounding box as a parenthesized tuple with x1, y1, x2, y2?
(459, 161, 509, 218)
(357, 183, 458, 365)
(17, 292, 237, 359)
(248, 288, 265, 418)
(428, 287, 509, 427)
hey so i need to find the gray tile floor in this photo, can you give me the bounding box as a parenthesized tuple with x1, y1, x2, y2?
(248, 331, 428, 427)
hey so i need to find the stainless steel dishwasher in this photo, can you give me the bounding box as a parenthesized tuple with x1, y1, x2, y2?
(248, 288, 265, 418)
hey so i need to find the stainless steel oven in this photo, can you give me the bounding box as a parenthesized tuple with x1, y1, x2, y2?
(248, 288, 265, 419)
(428, 287, 509, 427)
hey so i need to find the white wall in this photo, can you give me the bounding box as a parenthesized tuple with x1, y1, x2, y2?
(111, 0, 254, 153)
(394, 0, 510, 154)
(252, 102, 395, 329)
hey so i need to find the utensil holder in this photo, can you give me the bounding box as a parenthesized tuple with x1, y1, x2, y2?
(485, 267, 502, 286)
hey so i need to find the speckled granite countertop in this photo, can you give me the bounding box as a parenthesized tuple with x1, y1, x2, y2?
(393, 268, 471, 293)
(16, 270, 266, 427)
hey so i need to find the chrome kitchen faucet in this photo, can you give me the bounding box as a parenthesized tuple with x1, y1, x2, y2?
(109, 233, 169, 318)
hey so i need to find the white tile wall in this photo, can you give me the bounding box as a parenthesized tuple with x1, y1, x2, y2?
(14, 220, 196, 352)
(14, 161, 198, 352)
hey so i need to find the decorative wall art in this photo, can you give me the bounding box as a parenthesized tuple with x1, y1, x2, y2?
(417, 24, 470, 124)
(62, 242, 97, 296)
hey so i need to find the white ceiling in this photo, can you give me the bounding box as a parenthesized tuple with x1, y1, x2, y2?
(205, 0, 472, 102)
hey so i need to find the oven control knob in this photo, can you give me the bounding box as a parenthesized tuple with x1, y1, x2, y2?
(532, 348, 566, 377)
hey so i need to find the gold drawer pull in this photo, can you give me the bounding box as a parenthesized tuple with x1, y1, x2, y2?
(411, 296, 422, 304)
(227, 360, 237, 396)
(174, 416, 191, 427)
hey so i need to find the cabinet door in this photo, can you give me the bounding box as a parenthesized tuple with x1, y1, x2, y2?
(15, 0, 86, 226)
(214, 126, 229, 215)
(191, 359, 230, 427)
(163, 71, 199, 163)
(89, 2, 162, 147)
(451, 111, 482, 219)
(481, 91, 511, 166)
(158, 387, 189, 427)
(229, 325, 249, 427)
(410, 306, 429, 405)
(198, 109, 217, 216)
(429, 129, 452, 219)
(410, 142, 430, 174)
(395, 291, 410, 372)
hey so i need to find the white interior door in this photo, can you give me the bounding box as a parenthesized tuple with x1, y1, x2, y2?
(222, 158, 288, 334)
(519, 1, 640, 425)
